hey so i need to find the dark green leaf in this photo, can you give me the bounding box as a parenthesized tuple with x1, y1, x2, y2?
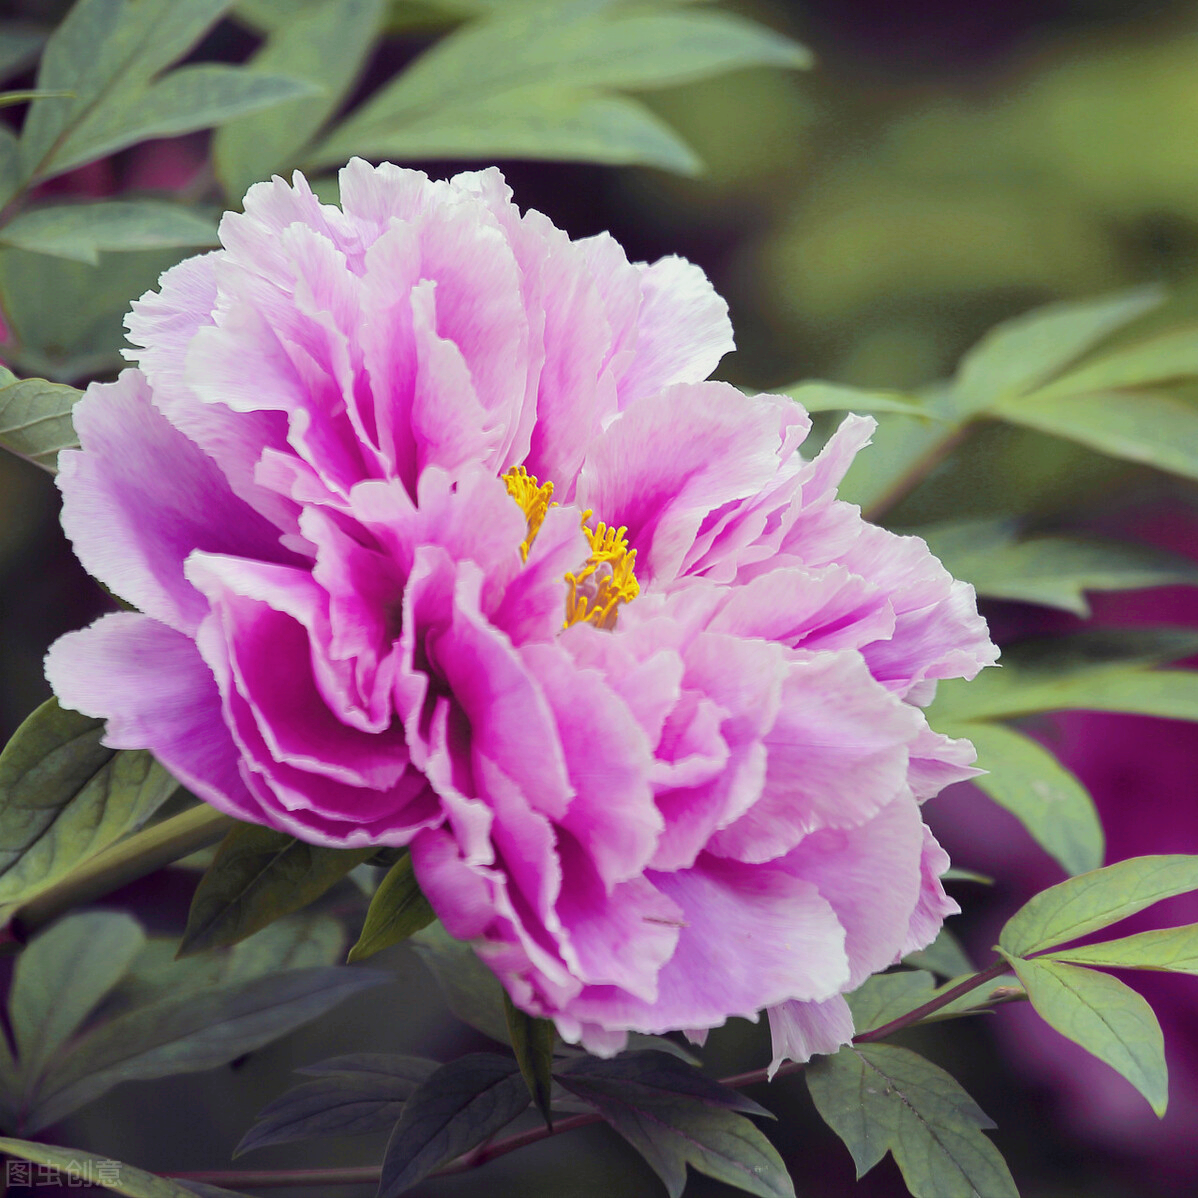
(298, 1051, 443, 1077)
(9, 911, 143, 1093)
(1045, 923, 1198, 973)
(916, 519, 1198, 615)
(947, 720, 1104, 876)
(0, 1138, 246, 1197)
(0, 698, 178, 908)
(378, 1053, 528, 1197)
(807, 1044, 1018, 1198)
(0, 201, 218, 265)
(558, 1054, 790, 1198)
(1000, 854, 1198, 957)
(215, 0, 385, 201)
(1003, 954, 1167, 1116)
(309, 6, 807, 173)
(994, 389, 1198, 483)
(952, 286, 1163, 415)
(844, 970, 937, 1035)
(410, 922, 511, 1044)
(236, 1056, 438, 1155)
(179, 824, 373, 956)
(223, 912, 347, 982)
(26, 965, 387, 1131)
(903, 927, 974, 979)
(0, 368, 81, 470)
(776, 381, 929, 417)
(503, 991, 555, 1129)
(347, 853, 435, 963)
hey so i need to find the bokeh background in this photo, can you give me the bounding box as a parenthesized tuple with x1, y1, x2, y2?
(2, 1, 1197, 1195)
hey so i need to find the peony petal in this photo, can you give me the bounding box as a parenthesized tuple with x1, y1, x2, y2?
(766, 995, 854, 1078)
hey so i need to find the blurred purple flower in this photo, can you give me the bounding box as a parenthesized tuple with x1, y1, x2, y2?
(45, 162, 996, 1057)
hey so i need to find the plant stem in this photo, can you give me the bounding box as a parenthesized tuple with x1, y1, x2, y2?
(3, 804, 233, 942)
(165, 958, 1015, 1192)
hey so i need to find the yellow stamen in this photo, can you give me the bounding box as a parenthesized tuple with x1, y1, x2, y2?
(502, 466, 640, 631)
(503, 465, 556, 562)
(564, 510, 640, 630)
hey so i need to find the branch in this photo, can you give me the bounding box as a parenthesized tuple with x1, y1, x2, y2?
(165, 958, 1016, 1191)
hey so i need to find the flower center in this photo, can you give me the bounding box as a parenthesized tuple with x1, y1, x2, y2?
(503, 466, 639, 630)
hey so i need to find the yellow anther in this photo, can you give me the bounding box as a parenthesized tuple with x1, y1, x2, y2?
(502, 467, 639, 630)
(502, 465, 556, 562)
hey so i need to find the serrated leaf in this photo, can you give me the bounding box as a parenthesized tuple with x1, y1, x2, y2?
(179, 824, 373, 957)
(953, 286, 1163, 415)
(410, 922, 511, 1045)
(946, 721, 1104, 876)
(236, 1056, 438, 1155)
(0, 698, 178, 909)
(1003, 954, 1167, 1116)
(0, 201, 217, 265)
(0, 368, 81, 470)
(308, 6, 807, 173)
(25, 965, 387, 1132)
(1045, 923, 1198, 973)
(0, 1138, 248, 1197)
(215, 0, 384, 202)
(378, 1053, 528, 1197)
(503, 991, 555, 1129)
(994, 389, 1198, 483)
(9, 911, 143, 1094)
(806, 1044, 1018, 1198)
(347, 853, 435, 963)
(903, 926, 974, 979)
(844, 970, 937, 1035)
(1000, 855, 1198, 957)
(916, 519, 1198, 615)
(558, 1054, 791, 1198)
(776, 381, 929, 417)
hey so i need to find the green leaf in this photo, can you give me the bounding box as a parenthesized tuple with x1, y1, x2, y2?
(0, 1138, 249, 1197)
(222, 912, 347, 983)
(179, 824, 374, 957)
(1000, 854, 1198, 957)
(346, 853, 435, 963)
(377, 1053, 528, 1198)
(410, 922, 511, 1045)
(1003, 954, 1167, 1116)
(1045, 923, 1198, 973)
(947, 721, 1104, 876)
(0, 698, 179, 909)
(25, 965, 387, 1132)
(557, 1052, 791, 1198)
(916, 519, 1198, 616)
(16, 0, 314, 188)
(0, 89, 74, 109)
(994, 389, 1198, 483)
(308, 6, 808, 173)
(0, 368, 82, 470)
(503, 991, 555, 1130)
(776, 381, 929, 417)
(9, 911, 144, 1094)
(0, 245, 186, 380)
(214, 0, 384, 202)
(952, 286, 1163, 415)
(844, 970, 937, 1035)
(903, 927, 975, 979)
(0, 201, 217, 265)
(1026, 325, 1198, 402)
(927, 628, 1198, 723)
(236, 1054, 438, 1155)
(807, 1044, 1017, 1198)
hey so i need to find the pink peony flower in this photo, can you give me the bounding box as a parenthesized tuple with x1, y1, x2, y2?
(45, 160, 997, 1059)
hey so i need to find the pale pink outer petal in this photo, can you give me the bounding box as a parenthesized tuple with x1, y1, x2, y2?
(766, 995, 854, 1078)
(901, 826, 961, 957)
(58, 370, 288, 636)
(44, 612, 261, 823)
